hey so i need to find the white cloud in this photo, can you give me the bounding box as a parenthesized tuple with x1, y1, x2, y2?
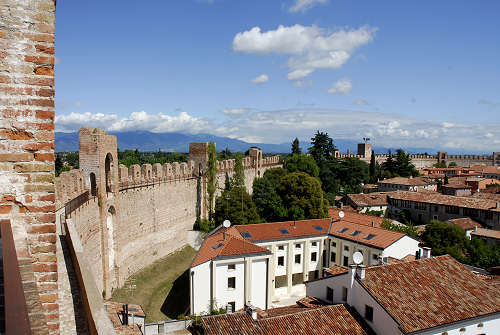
(294, 80, 312, 87)
(289, 0, 328, 13)
(353, 99, 369, 105)
(251, 74, 269, 84)
(221, 108, 248, 115)
(233, 24, 377, 80)
(328, 78, 352, 95)
(55, 109, 500, 152)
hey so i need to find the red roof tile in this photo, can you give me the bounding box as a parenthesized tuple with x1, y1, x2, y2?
(200, 312, 262, 335)
(329, 208, 390, 228)
(346, 193, 389, 207)
(191, 228, 270, 267)
(360, 255, 500, 333)
(329, 220, 406, 249)
(378, 177, 435, 186)
(447, 217, 481, 230)
(324, 265, 349, 276)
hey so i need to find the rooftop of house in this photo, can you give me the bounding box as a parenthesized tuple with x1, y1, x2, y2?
(388, 191, 500, 212)
(345, 193, 389, 207)
(324, 264, 349, 277)
(378, 177, 435, 186)
(470, 165, 500, 174)
(442, 183, 472, 189)
(199, 304, 370, 335)
(470, 227, 500, 240)
(473, 192, 500, 201)
(104, 302, 145, 335)
(360, 255, 500, 334)
(191, 227, 271, 267)
(447, 217, 481, 231)
(192, 215, 407, 267)
(329, 208, 391, 228)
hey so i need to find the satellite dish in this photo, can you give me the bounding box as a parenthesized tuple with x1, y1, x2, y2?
(338, 211, 345, 219)
(353, 252, 363, 265)
(223, 220, 231, 228)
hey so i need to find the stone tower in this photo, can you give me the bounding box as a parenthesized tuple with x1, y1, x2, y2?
(189, 142, 210, 175)
(357, 143, 372, 158)
(78, 127, 120, 297)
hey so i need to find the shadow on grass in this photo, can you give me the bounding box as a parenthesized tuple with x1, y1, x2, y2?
(161, 269, 190, 318)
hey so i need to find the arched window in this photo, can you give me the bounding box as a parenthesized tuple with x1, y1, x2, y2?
(90, 173, 97, 196)
(105, 153, 113, 193)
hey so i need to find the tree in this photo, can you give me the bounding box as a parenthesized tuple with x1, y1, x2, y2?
(337, 157, 369, 194)
(285, 154, 319, 178)
(277, 172, 328, 220)
(421, 221, 469, 262)
(433, 162, 447, 168)
(394, 149, 418, 177)
(309, 131, 336, 163)
(468, 238, 500, 269)
(214, 187, 261, 226)
(449, 162, 457, 167)
(231, 155, 245, 189)
(444, 174, 449, 185)
(291, 138, 301, 155)
(382, 150, 395, 177)
(381, 220, 418, 237)
(55, 155, 63, 176)
(206, 142, 218, 221)
(369, 151, 376, 183)
(252, 177, 287, 222)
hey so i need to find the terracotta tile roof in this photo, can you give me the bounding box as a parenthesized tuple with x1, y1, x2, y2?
(447, 217, 481, 230)
(360, 255, 500, 334)
(200, 312, 262, 335)
(258, 305, 368, 335)
(191, 227, 270, 267)
(442, 183, 471, 189)
(387, 254, 416, 264)
(473, 192, 500, 201)
(329, 208, 390, 228)
(378, 177, 435, 186)
(104, 302, 144, 335)
(296, 296, 328, 308)
(470, 165, 500, 175)
(234, 218, 331, 242)
(346, 193, 389, 207)
(329, 220, 406, 249)
(324, 265, 349, 276)
(388, 191, 500, 212)
(470, 227, 500, 240)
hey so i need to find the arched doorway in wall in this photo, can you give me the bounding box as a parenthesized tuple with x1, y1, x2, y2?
(106, 206, 116, 271)
(90, 173, 97, 196)
(105, 153, 113, 193)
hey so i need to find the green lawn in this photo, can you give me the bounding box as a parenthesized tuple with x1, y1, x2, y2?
(110, 245, 197, 322)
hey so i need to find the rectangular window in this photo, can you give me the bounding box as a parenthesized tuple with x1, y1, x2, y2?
(311, 241, 318, 247)
(331, 252, 336, 263)
(228, 263, 235, 271)
(331, 241, 336, 247)
(227, 277, 236, 289)
(275, 275, 287, 288)
(311, 252, 317, 262)
(277, 256, 284, 267)
(342, 287, 348, 301)
(228, 302, 235, 313)
(343, 256, 349, 267)
(295, 243, 301, 249)
(295, 254, 301, 264)
(344, 246, 349, 251)
(292, 273, 304, 285)
(365, 305, 374, 322)
(278, 245, 284, 250)
(326, 287, 333, 301)
(372, 254, 378, 261)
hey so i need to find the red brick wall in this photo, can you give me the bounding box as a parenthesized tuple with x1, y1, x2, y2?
(0, 1, 58, 333)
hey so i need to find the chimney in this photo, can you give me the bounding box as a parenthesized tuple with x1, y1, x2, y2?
(246, 304, 258, 320)
(422, 247, 431, 259)
(415, 249, 421, 260)
(356, 265, 366, 281)
(349, 264, 357, 288)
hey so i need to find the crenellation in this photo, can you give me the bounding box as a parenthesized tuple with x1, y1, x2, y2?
(163, 163, 173, 180)
(118, 164, 128, 182)
(141, 163, 152, 181)
(172, 161, 181, 179)
(129, 164, 141, 183)
(152, 163, 163, 180)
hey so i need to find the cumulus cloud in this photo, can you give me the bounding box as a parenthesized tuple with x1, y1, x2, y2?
(233, 24, 377, 80)
(55, 111, 212, 134)
(221, 108, 248, 115)
(328, 78, 352, 95)
(251, 74, 269, 84)
(289, 0, 328, 13)
(55, 109, 500, 152)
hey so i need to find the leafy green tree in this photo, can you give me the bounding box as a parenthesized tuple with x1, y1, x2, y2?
(337, 157, 369, 193)
(252, 177, 287, 222)
(444, 174, 449, 185)
(449, 162, 457, 167)
(214, 187, 261, 226)
(394, 149, 418, 177)
(231, 155, 245, 189)
(433, 162, 447, 168)
(285, 154, 319, 178)
(468, 239, 500, 269)
(277, 172, 328, 220)
(261, 168, 288, 187)
(206, 142, 218, 221)
(291, 138, 301, 155)
(382, 150, 395, 177)
(309, 131, 336, 163)
(421, 221, 469, 262)
(381, 220, 418, 237)
(55, 155, 63, 176)
(218, 148, 233, 160)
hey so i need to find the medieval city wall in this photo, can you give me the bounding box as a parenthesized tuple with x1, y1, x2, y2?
(55, 144, 281, 293)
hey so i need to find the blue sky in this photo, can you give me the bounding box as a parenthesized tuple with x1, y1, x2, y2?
(54, 0, 500, 152)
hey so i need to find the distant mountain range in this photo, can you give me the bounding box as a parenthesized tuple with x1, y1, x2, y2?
(54, 131, 482, 155)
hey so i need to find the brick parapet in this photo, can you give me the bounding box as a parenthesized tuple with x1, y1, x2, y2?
(0, 0, 58, 333)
